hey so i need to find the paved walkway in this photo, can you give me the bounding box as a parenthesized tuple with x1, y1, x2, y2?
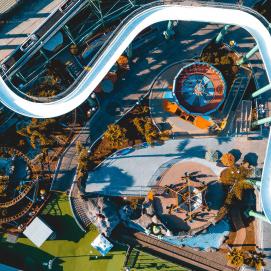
(0, 0, 62, 61)
(85, 137, 268, 195)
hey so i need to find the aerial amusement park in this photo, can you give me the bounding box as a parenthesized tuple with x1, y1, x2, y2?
(0, 0, 270, 271)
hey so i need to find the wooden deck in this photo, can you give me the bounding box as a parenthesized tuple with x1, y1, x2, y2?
(113, 226, 237, 271)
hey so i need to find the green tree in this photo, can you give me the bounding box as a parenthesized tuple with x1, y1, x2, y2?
(76, 141, 83, 155)
(133, 118, 145, 135)
(218, 164, 253, 219)
(17, 118, 56, 152)
(132, 105, 149, 116)
(220, 165, 252, 186)
(104, 124, 127, 149)
(78, 148, 89, 174)
(144, 118, 158, 144)
(0, 176, 9, 195)
(133, 117, 158, 144)
(227, 249, 244, 268)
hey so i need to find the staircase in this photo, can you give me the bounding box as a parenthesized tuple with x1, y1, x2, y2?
(70, 196, 93, 229)
(221, 76, 247, 118)
(225, 100, 253, 136)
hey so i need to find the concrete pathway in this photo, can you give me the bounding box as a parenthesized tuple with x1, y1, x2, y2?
(85, 137, 267, 196)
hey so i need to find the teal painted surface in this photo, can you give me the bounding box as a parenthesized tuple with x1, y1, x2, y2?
(163, 219, 230, 250)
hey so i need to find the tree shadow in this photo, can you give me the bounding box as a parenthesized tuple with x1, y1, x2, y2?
(179, 145, 206, 159)
(205, 182, 226, 210)
(216, 137, 232, 145)
(42, 195, 62, 216)
(41, 214, 85, 242)
(176, 139, 190, 153)
(153, 198, 190, 234)
(0, 242, 64, 271)
(243, 152, 258, 166)
(52, 168, 76, 192)
(229, 149, 242, 162)
(86, 165, 134, 196)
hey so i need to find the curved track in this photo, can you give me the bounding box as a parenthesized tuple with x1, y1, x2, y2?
(1, 2, 271, 223)
(1, 4, 271, 118)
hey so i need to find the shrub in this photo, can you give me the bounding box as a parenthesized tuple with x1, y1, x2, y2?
(205, 150, 219, 162)
(133, 117, 158, 144)
(227, 249, 244, 268)
(104, 124, 127, 149)
(221, 153, 235, 167)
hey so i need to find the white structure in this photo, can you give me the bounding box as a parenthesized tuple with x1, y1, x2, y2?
(23, 217, 53, 247)
(1, 4, 271, 119)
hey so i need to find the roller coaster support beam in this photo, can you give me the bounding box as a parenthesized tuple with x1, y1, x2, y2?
(252, 115, 271, 127)
(63, 25, 76, 44)
(163, 20, 175, 40)
(245, 209, 270, 223)
(126, 43, 133, 58)
(252, 83, 271, 98)
(215, 24, 231, 43)
(237, 44, 259, 65)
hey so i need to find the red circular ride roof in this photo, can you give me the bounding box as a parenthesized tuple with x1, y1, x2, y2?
(172, 62, 226, 115)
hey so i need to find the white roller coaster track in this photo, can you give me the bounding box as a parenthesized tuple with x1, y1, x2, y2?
(1, 2, 271, 223)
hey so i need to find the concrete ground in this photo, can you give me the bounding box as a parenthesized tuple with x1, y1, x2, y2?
(85, 137, 267, 196)
(0, 0, 62, 61)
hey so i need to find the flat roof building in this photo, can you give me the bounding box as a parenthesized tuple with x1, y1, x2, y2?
(23, 217, 53, 247)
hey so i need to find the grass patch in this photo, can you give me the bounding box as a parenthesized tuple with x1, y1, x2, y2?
(131, 251, 189, 271)
(0, 194, 190, 270)
(0, 194, 126, 271)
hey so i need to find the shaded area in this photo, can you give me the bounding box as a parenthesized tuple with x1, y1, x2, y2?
(205, 182, 226, 210)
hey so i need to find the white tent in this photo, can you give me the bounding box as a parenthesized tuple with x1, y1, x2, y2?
(23, 217, 53, 247)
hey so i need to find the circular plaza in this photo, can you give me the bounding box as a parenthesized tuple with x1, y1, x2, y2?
(152, 159, 225, 235)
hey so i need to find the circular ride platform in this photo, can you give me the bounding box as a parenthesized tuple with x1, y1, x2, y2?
(172, 62, 226, 115)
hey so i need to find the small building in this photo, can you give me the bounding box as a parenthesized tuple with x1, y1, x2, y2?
(91, 234, 113, 256)
(23, 217, 53, 247)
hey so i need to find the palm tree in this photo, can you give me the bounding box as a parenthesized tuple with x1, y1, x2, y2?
(132, 105, 149, 116)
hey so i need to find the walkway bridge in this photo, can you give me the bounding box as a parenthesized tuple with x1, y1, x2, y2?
(113, 225, 236, 271)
